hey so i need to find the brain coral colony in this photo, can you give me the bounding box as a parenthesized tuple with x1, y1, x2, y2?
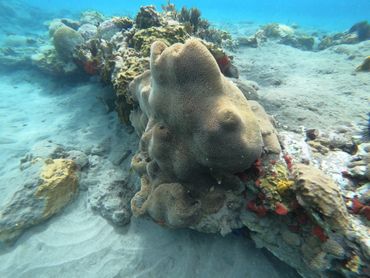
(2, 4, 369, 278)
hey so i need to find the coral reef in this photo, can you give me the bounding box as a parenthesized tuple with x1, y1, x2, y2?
(237, 21, 369, 51)
(318, 21, 370, 50)
(3, 4, 370, 277)
(162, 3, 233, 48)
(125, 38, 370, 277)
(237, 23, 315, 51)
(80, 10, 105, 26)
(128, 25, 189, 56)
(135, 5, 161, 29)
(4, 5, 238, 124)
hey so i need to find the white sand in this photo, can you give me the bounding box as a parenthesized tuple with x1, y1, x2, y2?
(0, 70, 298, 278)
(233, 39, 370, 131)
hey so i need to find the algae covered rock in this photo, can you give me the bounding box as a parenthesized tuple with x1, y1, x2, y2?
(80, 10, 105, 26)
(112, 48, 150, 123)
(97, 18, 132, 41)
(0, 36, 40, 68)
(89, 178, 135, 226)
(31, 45, 78, 76)
(35, 159, 78, 218)
(135, 5, 161, 29)
(78, 23, 98, 40)
(0, 159, 78, 246)
(318, 21, 370, 50)
(356, 56, 370, 72)
(262, 23, 295, 39)
(280, 35, 315, 51)
(348, 21, 370, 41)
(52, 25, 84, 62)
(128, 25, 189, 56)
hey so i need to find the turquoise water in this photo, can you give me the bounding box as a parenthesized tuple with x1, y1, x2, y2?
(27, 0, 370, 30)
(0, 1, 369, 278)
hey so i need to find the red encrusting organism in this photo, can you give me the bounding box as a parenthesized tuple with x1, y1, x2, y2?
(311, 225, 328, 242)
(283, 154, 293, 171)
(83, 60, 98, 75)
(247, 200, 268, 217)
(216, 55, 230, 74)
(351, 196, 370, 220)
(352, 196, 364, 214)
(360, 206, 370, 221)
(275, 202, 289, 215)
(253, 159, 264, 176)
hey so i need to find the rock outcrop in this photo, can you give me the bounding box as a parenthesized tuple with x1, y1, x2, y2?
(0, 158, 78, 246)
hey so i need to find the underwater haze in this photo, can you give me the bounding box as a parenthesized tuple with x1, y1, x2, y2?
(0, 0, 370, 278)
(27, 0, 370, 30)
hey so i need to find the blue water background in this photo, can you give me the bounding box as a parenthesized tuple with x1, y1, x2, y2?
(26, 0, 370, 31)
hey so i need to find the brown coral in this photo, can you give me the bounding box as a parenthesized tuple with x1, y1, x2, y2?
(130, 39, 264, 228)
(293, 164, 350, 232)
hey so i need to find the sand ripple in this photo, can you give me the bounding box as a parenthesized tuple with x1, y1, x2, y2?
(0, 193, 295, 278)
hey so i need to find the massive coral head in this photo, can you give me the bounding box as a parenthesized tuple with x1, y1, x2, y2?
(150, 39, 221, 86)
(129, 39, 266, 230)
(146, 39, 264, 174)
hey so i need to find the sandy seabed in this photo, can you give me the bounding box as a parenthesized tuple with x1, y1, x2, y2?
(0, 25, 369, 278)
(0, 69, 299, 277)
